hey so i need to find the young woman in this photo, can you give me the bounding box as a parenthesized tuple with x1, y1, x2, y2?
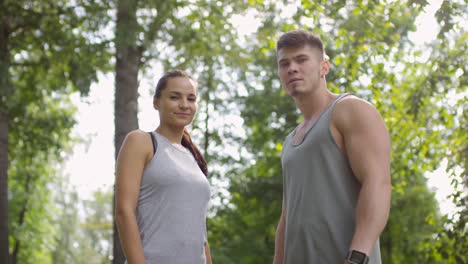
(115, 70, 212, 264)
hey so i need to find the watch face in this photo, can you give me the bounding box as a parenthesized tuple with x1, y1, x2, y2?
(350, 250, 366, 262)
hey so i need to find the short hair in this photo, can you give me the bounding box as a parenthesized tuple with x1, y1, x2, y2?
(276, 30, 325, 59)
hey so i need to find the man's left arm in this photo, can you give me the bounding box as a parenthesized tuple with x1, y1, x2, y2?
(336, 97, 391, 258)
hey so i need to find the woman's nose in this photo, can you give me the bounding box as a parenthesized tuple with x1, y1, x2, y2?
(179, 99, 189, 108)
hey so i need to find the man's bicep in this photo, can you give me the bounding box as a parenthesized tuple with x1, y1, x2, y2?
(341, 101, 391, 184)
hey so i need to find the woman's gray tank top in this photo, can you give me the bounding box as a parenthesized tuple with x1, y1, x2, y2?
(281, 94, 382, 264)
(131, 131, 210, 264)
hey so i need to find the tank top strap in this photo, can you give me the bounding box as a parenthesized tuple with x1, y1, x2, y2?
(331, 93, 352, 109)
(322, 93, 353, 124)
(149, 131, 158, 155)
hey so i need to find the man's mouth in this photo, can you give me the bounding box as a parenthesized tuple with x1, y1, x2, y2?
(288, 78, 302, 84)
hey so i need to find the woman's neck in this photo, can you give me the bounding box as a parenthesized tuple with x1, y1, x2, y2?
(155, 126, 185, 144)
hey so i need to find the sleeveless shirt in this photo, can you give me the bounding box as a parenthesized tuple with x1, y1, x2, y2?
(129, 131, 210, 264)
(281, 94, 382, 264)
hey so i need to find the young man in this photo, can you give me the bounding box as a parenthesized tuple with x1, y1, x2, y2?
(272, 30, 391, 264)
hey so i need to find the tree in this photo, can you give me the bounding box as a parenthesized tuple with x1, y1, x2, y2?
(415, 1, 468, 262)
(112, 1, 258, 262)
(206, 0, 467, 262)
(81, 189, 114, 263)
(0, 0, 111, 262)
(52, 179, 114, 264)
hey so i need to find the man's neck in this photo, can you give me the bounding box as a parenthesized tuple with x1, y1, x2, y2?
(294, 88, 336, 121)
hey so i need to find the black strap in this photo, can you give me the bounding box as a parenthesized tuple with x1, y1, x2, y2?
(149, 132, 158, 155)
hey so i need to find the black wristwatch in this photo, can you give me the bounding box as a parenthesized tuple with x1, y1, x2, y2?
(346, 249, 369, 264)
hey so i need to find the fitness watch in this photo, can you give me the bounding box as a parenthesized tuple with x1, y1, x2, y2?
(346, 249, 369, 264)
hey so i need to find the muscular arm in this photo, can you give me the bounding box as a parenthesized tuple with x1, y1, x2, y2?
(335, 97, 391, 256)
(273, 207, 286, 264)
(115, 130, 152, 264)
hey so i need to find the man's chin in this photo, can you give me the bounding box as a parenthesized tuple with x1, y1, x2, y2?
(288, 87, 301, 97)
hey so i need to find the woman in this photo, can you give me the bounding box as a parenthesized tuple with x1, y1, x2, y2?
(115, 70, 212, 264)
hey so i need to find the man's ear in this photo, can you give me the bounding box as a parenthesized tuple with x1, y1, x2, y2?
(320, 60, 330, 78)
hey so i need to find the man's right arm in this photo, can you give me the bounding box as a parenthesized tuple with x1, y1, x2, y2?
(273, 207, 286, 264)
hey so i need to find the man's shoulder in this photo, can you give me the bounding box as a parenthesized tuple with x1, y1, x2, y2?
(333, 94, 382, 128)
(335, 94, 377, 115)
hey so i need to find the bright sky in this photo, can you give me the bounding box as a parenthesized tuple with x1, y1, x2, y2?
(64, 0, 460, 216)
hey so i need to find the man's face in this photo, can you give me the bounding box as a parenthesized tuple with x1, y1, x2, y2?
(277, 45, 327, 97)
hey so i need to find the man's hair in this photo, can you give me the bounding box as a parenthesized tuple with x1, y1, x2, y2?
(276, 30, 325, 59)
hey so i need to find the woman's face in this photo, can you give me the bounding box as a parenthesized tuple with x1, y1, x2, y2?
(154, 76, 198, 128)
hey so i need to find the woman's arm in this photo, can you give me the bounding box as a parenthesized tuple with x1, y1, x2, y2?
(205, 242, 212, 264)
(115, 130, 152, 264)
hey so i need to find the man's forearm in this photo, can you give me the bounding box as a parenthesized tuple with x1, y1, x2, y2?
(273, 215, 285, 264)
(349, 180, 391, 255)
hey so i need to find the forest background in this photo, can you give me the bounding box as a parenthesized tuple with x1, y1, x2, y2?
(0, 0, 466, 263)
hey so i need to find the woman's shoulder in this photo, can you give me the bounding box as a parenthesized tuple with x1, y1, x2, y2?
(123, 129, 153, 150)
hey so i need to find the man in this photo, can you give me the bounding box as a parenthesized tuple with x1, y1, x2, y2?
(272, 30, 391, 264)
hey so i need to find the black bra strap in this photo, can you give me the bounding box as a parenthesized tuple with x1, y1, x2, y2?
(149, 132, 158, 155)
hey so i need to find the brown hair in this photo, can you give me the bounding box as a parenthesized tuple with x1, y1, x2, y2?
(154, 70, 208, 177)
(276, 30, 325, 59)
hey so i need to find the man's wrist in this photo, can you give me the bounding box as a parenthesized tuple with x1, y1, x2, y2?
(345, 249, 369, 264)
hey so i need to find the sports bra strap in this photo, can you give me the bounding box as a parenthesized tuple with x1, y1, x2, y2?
(149, 132, 158, 155)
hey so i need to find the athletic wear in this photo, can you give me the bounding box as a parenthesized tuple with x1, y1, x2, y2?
(281, 94, 381, 263)
(129, 131, 210, 264)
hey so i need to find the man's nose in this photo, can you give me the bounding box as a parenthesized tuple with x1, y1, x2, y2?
(288, 62, 298, 74)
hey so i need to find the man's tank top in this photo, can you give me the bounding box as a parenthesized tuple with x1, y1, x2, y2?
(281, 94, 382, 264)
(131, 131, 210, 264)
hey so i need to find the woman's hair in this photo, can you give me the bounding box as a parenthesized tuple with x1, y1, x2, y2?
(181, 129, 208, 177)
(154, 70, 208, 177)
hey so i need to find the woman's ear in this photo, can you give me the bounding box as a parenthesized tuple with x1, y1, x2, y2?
(153, 97, 159, 110)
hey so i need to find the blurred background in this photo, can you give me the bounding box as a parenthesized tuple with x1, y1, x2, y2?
(0, 0, 466, 263)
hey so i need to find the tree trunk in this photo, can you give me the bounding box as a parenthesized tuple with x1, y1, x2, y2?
(0, 112, 9, 264)
(0, 7, 11, 264)
(113, 0, 140, 263)
(11, 173, 32, 264)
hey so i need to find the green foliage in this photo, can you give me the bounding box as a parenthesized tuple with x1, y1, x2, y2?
(8, 95, 76, 264)
(81, 189, 113, 260)
(52, 181, 113, 264)
(2, 0, 112, 262)
(3, 0, 466, 263)
(208, 1, 467, 263)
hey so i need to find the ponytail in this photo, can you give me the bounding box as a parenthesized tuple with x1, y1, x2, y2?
(181, 129, 208, 177)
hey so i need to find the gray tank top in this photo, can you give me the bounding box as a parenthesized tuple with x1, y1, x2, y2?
(281, 94, 381, 264)
(131, 131, 210, 264)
